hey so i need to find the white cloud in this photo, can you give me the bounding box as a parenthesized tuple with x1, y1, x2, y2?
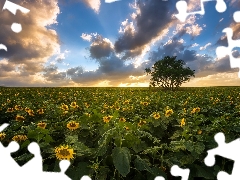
(186, 24, 203, 36)
(191, 43, 199, 47)
(118, 19, 136, 35)
(199, 43, 211, 50)
(81, 33, 98, 42)
(83, 0, 101, 13)
(81, 33, 93, 42)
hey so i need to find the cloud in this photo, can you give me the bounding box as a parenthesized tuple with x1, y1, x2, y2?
(0, 0, 60, 79)
(55, 50, 70, 63)
(89, 34, 114, 59)
(199, 43, 211, 50)
(81, 33, 93, 42)
(191, 43, 199, 47)
(83, 0, 101, 13)
(114, 0, 176, 55)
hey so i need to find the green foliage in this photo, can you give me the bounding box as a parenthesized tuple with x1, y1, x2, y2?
(0, 86, 239, 179)
(145, 56, 195, 90)
(112, 147, 131, 177)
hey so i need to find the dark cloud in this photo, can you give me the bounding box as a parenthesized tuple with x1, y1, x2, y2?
(89, 35, 114, 59)
(114, 0, 176, 54)
(43, 65, 67, 82)
(148, 39, 186, 63)
(0, 0, 60, 76)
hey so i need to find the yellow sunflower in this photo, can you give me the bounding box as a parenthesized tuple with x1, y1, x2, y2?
(165, 109, 173, 117)
(0, 132, 6, 141)
(37, 122, 47, 129)
(70, 102, 77, 108)
(27, 109, 34, 116)
(180, 118, 185, 127)
(25, 107, 30, 112)
(152, 112, 161, 119)
(7, 108, 14, 112)
(140, 102, 149, 106)
(191, 107, 201, 114)
(138, 120, 147, 127)
(84, 102, 90, 108)
(37, 108, 44, 115)
(84, 113, 91, 117)
(14, 105, 22, 111)
(67, 121, 80, 131)
(55, 145, 76, 161)
(119, 117, 126, 122)
(12, 135, 28, 142)
(103, 115, 113, 123)
(61, 104, 69, 111)
(15, 115, 25, 122)
(115, 105, 120, 110)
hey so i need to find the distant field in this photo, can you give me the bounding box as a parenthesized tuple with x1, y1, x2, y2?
(0, 87, 239, 180)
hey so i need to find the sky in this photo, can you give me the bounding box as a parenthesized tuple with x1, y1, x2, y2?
(0, 0, 240, 87)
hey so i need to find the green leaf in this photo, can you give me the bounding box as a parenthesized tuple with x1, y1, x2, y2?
(132, 141, 147, 153)
(27, 130, 38, 139)
(151, 167, 167, 178)
(134, 155, 152, 173)
(44, 135, 54, 143)
(194, 142, 205, 154)
(195, 164, 215, 179)
(20, 140, 30, 149)
(112, 147, 131, 177)
(65, 135, 78, 144)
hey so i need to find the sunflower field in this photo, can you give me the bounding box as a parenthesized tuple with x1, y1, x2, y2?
(0, 87, 240, 180)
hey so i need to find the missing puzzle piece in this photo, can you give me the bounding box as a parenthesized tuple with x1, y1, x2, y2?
(175, 0, 227, 22)
(154, 165, 190, 180)
(204, 132, 240, 180)
(215, 28, 240, 78)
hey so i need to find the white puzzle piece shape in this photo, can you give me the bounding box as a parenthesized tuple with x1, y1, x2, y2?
(215, 28, 240, 77)
(205, 132, 240, 180)
(171, 165, 190, 180)
(175, 0, 227, 22)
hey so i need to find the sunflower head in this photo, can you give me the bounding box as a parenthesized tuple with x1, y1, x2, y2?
(37, 109, 44, 115)
(27, 109, 34, 116)
(37, 121, 47, 129)
(25, 107, 30, 112)
(84, 113, 91, 117)
(55, 145, 76, 161)
(180, 118, 185, 127)
(141, 102, 149, 106)
(103, 115, 113, 123)
(16, 115, 25, 122)
(191, 107, 201, 114)
(70, 102, 77, 108)
(12, 135, 28, 142)
(125, 126, 129, 130)
(0, 132, 6, 141)
(67, 121, 80, 131)
(7, 108, 14, 112)
(119, 117, 126, 122)
(165, 109, 173, 117)
(14, 105, 22, 111)
(138, 120, 147, 127)
(152, 112, 161, 119)
(61, 104, 69, 111)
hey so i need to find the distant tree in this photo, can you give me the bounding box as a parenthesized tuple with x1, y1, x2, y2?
(145, 56, 195, 91)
